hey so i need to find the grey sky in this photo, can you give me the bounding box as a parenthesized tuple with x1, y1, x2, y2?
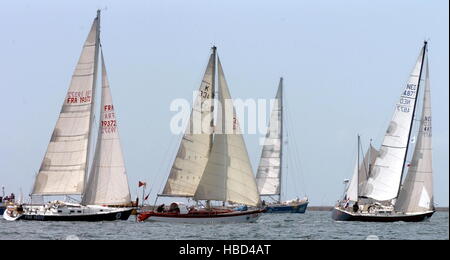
(0, 0, 448, 206)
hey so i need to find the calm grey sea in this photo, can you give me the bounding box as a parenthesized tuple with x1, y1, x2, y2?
(0, 211, 448, 240)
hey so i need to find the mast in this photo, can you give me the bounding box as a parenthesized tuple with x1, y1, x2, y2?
(356, 134, 360, 200)
(279, 77, 284, 203)
(368, 138, 372, 177)
(83, 10, 101, 195)
(207, 46, 216, 209)
(210, 46, 217, 153)
(396, 41, 427, 199)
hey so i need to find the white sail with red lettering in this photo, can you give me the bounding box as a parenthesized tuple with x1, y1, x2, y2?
(82, 52, 131, 206)
(32, 16, 100, 196)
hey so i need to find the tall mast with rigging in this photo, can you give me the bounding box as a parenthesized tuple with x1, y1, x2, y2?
(279, 77, 284, 203)
(83, 10, 101, 195)
(356, 134, 360, 201)
(396, 41, 428, 200)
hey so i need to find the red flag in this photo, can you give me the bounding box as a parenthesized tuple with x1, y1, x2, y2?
(138, 181, 146, 187)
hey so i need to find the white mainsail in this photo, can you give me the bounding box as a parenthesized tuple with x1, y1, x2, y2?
(362, 45, 426, 201)
(194, 57, 260, 207)
(395, 56, 433, 213)
(32, 15, 100, 195)
(82, 52, 131, 205)
(256, 78, 283, 196)
(161, 47, 216, 197)
(346, 145, 379, 202)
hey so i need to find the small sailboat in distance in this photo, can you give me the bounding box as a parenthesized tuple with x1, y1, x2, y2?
(3, 10, 133, 221)
(256, 78, 308, 213)
(138, 46, 265, 224)
(332, 41, 435, 222)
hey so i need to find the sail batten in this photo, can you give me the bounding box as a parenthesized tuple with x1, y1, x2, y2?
(32, 16, 100, 196)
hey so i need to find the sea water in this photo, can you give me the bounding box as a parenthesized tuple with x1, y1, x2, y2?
(0, 211, 448, 240)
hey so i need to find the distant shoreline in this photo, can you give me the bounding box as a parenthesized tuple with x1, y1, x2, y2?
(307, 206, 449, 212)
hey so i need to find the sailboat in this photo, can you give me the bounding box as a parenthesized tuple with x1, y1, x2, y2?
(332, 41, 435, 222)
(256, 78, 309, 213)
(138, 46, 265, 224)
(3, 11, 133, 221)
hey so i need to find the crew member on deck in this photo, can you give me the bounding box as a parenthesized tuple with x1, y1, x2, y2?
(353, 202, 359, 213)
(157, 204, 165, 213)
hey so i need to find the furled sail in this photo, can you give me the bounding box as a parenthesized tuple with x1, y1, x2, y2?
(82, 52, 131, 205)
(395, 56, 433, 213)
(256, 78, 283, 196)
(194, 57, 260, 207)
(346, 145, 379, 202)
(32, 16, 100, 195)
(161, 47, 216, 197)
(362, 45, 426, 201)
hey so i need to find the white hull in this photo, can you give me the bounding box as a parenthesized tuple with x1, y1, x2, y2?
(3, 208, 22, 221)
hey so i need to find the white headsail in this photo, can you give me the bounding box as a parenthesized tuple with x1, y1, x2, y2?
(362, 45, 426, 201)
(194, 57, 260, 207)
(395, 56, 433, 213)
(82, 52, 131, 205)
(161, 47, 216, 197)
(346, 144, 379, 202)
(256, 78, 283, 196)
(32, 15, 100, 195)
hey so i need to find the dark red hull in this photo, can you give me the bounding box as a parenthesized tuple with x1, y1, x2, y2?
(138, 208, 265, 223)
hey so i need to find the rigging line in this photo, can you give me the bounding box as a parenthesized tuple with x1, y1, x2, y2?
(284, 107, 298, 198)
(289, 115, 304, 194)
(291, 135, 304, 196)
(281, 116, 292, 198)
(154, 131, 180, 198)
(284, 99, 307, 196)
(284, 129, 298, 198)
